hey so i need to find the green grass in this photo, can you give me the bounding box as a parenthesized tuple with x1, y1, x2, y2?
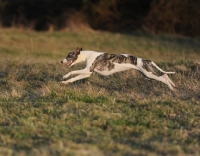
(0, 28, 200, 155)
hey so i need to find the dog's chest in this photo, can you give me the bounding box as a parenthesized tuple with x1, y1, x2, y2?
(89, 53, 137, 72)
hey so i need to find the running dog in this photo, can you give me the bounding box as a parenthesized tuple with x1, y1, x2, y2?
(61, 47, 175, 90)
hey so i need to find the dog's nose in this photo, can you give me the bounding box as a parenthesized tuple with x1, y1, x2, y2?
(61, 61, 63, 63)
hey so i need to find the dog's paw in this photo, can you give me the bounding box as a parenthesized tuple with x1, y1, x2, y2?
(63, 74, 69, 79)
(59, 81, 64, 85)
(60, 81, 67, 85)
(60, 81, 71, 85)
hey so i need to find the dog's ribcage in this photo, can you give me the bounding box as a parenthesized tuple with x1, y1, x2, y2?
(90, 53, 137, 71)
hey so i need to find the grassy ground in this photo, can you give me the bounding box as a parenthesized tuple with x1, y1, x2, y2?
(0, 28, 200, 155)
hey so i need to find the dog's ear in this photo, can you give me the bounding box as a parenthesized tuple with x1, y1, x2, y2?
(80, 47, 82, 51)
(76, 47, 81, 54)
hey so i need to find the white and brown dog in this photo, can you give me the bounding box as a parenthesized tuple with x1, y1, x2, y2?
(61, 47, 175, 90)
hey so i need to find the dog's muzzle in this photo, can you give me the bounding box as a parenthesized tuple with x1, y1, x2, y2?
(61, 60, 74, 67)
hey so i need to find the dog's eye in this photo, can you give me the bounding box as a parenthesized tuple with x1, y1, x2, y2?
(67, 54, 71, 58)
(68, 52, 74, 57)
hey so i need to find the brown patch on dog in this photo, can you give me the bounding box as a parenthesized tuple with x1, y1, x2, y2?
(142, 59, 157, 75)
(90, 53, 137, 72)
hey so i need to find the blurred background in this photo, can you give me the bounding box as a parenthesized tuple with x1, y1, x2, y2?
(0, 0, 200, 36)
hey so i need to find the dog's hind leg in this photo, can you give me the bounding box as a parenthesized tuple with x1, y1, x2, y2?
(61, 73, 92, 84)
(164, 74, 176, 87)
(140, 70, 174, 90)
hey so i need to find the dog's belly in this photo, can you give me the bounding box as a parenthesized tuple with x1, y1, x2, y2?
(94, 63, 135, 76)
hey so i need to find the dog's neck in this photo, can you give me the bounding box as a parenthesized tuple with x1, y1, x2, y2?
(76, 51, 90, 62)
(71, 50, 104, 67)
(72, 51, 93, 65)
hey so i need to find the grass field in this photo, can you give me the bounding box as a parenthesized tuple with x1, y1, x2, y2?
(0, 28, 200, 156)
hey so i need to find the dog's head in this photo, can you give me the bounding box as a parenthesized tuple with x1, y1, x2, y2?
(61, 47, 82, 67)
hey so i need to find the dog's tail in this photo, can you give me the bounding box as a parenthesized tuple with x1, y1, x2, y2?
(151, 62, 175, 74)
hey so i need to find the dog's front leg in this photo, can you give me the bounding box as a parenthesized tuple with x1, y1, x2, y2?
(63, 69, 91, 79)
(61, 73, 92, 85)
